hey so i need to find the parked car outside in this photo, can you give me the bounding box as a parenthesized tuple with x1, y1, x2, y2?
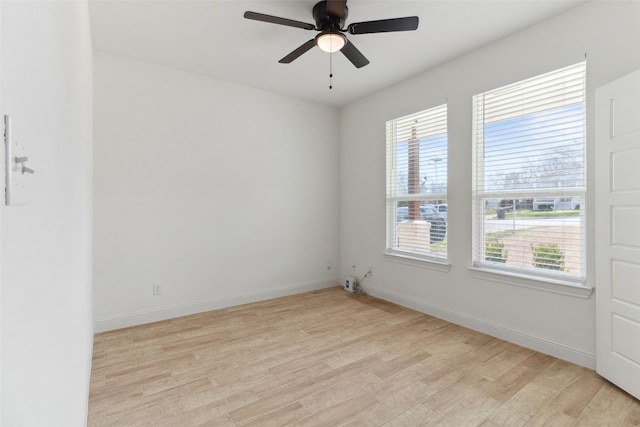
(532, 197, 581, 211)
(434, 204, 447, 220)
(396, 205, 440, 221)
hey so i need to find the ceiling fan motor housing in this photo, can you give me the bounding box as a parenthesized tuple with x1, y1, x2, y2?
(313, 1, 348, 31)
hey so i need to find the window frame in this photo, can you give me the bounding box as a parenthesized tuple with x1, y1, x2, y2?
(471, 61, 588, 288)
(385, 103, 449, 264)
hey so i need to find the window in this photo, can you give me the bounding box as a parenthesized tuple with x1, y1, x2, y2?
(472, 61, 586, 283)
(386, 104, 448, 261)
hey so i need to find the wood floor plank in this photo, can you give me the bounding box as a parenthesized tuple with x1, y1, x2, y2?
(381, 402, 444, 426)
(88, 287, 640, 426)
(228, 379, 320, 424)
(294, 392, 378, 426)
(573, 382, 640, 426)
(355, 380, 437, 425)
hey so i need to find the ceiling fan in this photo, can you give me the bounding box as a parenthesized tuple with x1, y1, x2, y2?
(243, 0, 419, 68)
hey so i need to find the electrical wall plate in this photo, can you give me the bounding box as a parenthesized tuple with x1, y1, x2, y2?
(4, 115, 34, 206)
(344, 276, 356, 293)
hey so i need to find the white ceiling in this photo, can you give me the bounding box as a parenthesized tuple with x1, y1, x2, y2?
(88, 0, 586, 107)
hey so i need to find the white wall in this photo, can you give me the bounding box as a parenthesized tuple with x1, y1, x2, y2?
(93, 53, 340, 331)
(340, 0, 640, 368)
(0, 1, 93, 425)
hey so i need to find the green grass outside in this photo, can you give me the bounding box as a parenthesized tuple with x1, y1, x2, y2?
(485, 229, 527, 239)
(512, 209, 580, 218)
(489, 209, 580, 219)
(430, 241, 447, 253)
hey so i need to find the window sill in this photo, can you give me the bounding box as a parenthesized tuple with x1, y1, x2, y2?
(467, 266, 593, 299)
(384, 252, 451, 272)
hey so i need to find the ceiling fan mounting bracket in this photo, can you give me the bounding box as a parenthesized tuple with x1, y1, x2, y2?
(312, 1, 348, 32)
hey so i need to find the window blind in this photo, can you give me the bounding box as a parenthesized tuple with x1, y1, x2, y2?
(386, 104, 448, 260)
(472, 62, 586, 282)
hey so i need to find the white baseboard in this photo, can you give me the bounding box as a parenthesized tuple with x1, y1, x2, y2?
(82, 333, 94, 425)
(94, 279, 338, 333)
(363, 283, 596, 369)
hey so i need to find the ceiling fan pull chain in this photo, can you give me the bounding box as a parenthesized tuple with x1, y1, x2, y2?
(329, 52, 333, 89)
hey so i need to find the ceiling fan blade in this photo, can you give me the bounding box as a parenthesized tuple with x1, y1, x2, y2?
(279, 39, 317, 64)
(347, 16, 419, 35)
(340, 40, 369, 68)
(326, 0, 347, 19)
(244, 11, 315, 30)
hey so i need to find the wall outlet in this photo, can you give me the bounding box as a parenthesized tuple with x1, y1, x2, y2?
(344, 276, 357, 293)
(152, 284, 162, 296)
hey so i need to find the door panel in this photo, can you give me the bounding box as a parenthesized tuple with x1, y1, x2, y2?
(612, 207, 640, 247)
(612, 261, 640, 305)
(595, 69, 640, 400)
(612, 148, 640, 191)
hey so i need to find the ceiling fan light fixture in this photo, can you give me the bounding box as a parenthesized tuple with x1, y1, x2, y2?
(316, 32, 346, 53)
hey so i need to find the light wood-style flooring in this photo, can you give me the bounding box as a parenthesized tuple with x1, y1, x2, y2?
(88, 287, 640, 426)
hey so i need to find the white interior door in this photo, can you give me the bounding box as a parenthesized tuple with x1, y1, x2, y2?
(595, 69, 640, 400)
